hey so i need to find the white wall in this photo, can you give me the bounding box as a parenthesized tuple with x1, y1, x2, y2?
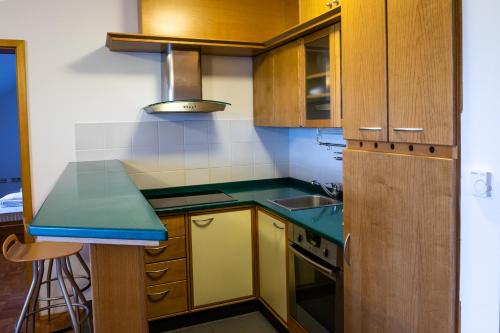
(460, 1, 500, 332)
(0, 0, 289, 210)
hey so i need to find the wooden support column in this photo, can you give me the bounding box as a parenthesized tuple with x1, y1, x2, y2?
(90, 244, 147, 333)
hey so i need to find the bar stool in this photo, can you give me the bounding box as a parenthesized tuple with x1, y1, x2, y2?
(2, 234, 91, 333)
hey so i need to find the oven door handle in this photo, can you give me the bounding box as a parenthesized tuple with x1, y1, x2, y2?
(288, 244, 335, 277)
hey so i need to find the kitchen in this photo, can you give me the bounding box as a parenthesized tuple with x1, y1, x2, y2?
(0, 0, 498, 333)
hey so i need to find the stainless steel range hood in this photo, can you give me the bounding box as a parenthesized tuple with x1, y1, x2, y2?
(144, 45, 230, 113)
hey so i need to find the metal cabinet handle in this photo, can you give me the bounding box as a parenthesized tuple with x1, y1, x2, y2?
(273, 222, 285, 230)
(192, 218, 214, 228)
(325, 0, 339, 8)
(288, 245, 334, 277)
(343, 233, 351, 266)
(146, 289, 170, 302)
(145, 267, 169, 279)
(359, 127, 382, 131)
(392, 127, 424, 132)
(145, 245, 168, 256)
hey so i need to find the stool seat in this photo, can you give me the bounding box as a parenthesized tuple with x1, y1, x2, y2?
(2, 234, 83, 263)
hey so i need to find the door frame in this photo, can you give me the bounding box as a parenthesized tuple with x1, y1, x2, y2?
(0, 40, 33, 235)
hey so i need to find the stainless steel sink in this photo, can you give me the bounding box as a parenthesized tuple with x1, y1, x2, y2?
(269, 195, 342, 211)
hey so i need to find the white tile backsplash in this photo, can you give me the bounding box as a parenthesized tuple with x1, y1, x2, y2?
(75, 124, 106, 150)
(186, 169, 210, 185)
(75, 120, 291, 189)
(184, 144, 209, 169)
(159, 121, 184, 147)
(132, 122, 158, 150)
(105, 123, 134, 149)
(209, 143, 232, 168)
(184, 120, 209, 145)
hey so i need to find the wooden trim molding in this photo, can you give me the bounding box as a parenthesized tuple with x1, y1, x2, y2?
(346, 140, 459, 159)
(106, 9, 341, 56)
(0, 40, 33, 238)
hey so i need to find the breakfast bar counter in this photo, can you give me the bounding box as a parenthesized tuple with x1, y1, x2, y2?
(28, 160, 167, 333)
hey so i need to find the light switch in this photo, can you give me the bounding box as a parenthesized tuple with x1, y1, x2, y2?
(471, 171, 492, 198)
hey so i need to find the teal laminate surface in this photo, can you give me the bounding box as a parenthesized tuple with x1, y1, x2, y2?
(28, 161, 166, 241)
(142, 178, 344, 246)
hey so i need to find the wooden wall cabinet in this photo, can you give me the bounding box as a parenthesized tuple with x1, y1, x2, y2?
(343, 150, 457, 332)
(189, 208, 254, 308)
(253, 24, 341, 128)
(342, 0, 458, 145)
(257, 209, 288, 322)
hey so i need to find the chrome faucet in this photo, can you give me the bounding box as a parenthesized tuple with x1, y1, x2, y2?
(311, 180, 343, 200)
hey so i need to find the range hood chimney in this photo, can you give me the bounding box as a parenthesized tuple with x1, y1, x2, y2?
(144, 45, 230, 113)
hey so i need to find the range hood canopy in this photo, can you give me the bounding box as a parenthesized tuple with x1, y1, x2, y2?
(144, 45, 230, 113)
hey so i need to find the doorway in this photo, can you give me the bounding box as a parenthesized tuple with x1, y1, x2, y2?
(0, 40, 32, 240)
(0, 39, 33, 332)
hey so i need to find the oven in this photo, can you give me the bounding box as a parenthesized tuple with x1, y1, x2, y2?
(288, 225, 343, 333)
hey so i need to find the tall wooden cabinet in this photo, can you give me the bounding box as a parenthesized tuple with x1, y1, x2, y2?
(257, 209, 288, 322)
(341, 0, 387, 142)
(189, 209, 254, 307)
(343, 150, 457, 332)
(342, 0, 459, 145)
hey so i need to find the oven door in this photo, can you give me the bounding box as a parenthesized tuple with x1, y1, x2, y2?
(288, 243, 343, 333)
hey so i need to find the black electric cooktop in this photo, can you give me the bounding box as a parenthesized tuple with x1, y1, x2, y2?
(147, 190, 236, 209)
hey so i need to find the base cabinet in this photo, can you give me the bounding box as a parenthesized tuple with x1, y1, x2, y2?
(257, 209, 288, 322)
(190, 208, 254, 307)
(343, 150, 457, 333)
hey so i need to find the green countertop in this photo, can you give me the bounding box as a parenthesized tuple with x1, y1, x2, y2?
(143, 178, 344, 246)
(28, 161, 167, 241)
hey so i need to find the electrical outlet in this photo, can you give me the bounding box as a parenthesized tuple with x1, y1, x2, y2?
(471, 171, 492, 198)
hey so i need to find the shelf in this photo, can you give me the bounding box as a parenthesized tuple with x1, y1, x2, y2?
(307, 93, 330, 99)
(106, 8, 340, 56)
(306, 71, 329, 80)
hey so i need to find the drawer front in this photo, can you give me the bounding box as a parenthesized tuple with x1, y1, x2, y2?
(161, 215, 185, 237)
(144, 237, 186, 263)
(146, 280, 188, 319)
(145, 259, 187, 286)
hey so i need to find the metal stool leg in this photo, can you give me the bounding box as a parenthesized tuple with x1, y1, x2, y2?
(63, 258, 89, 331)
(46, 258, 54, 322)
(28, 259, 45, 333)
(14, 261, 39, 333)
(55, 258, 80, 333)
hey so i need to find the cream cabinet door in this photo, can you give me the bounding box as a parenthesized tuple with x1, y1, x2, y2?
(257, 210, 288, 321)
(190, 209, 254, 307)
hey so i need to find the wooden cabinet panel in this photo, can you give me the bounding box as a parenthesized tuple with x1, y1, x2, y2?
(388, 0, 456, 145)
(144, 237, 186, 264)
(257, 210, 288, 322)
(274, 40, 302, 127)
(146, 280, 188, 319)
(139, 0, 293, 43)
(253, 51, 275, 126)
(145, 259, 187, 286)
(343, 150, 457, 333)
(299, 0, 339, 23)
(341, 0, 387, 141)
(160, 215, 185, 237)
(190, 209, 254, 307)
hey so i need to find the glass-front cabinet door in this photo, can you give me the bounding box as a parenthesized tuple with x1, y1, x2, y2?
(301, 23, 341, 128)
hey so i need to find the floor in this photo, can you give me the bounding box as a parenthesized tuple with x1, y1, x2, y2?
(165, 312, 278, 333)
(0, 236, 28, 332)
(0, 237, 80, 332)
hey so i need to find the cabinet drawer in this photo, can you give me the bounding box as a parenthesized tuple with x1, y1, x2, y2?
(160, 215, 185, 237)
(144, 237, 186, 263)
(145, 259, 187, 286)
(146, 280, 188, 319)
